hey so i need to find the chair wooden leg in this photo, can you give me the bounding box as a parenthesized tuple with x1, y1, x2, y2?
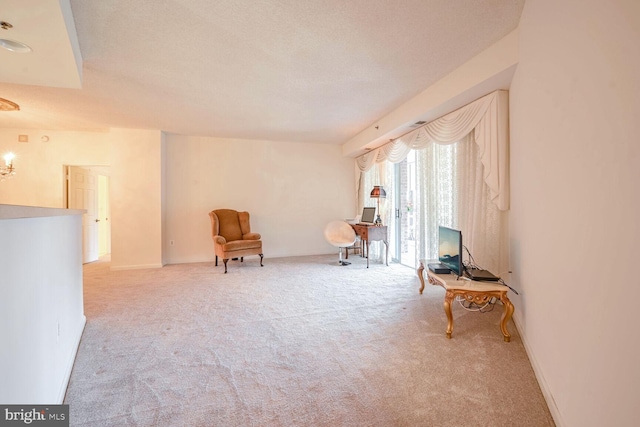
(223, 259, 229, 273)
(215, 255, 218, 266)
(241, 257, 244, 262)
(259, 254, 264, 267)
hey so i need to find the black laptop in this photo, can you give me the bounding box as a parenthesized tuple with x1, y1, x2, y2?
(465, 268, 500, 281)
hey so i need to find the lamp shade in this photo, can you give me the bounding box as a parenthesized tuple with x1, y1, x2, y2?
(370, 185, 386, 199)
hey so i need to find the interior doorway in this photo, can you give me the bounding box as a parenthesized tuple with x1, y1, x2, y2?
(65, 165, 111, 263)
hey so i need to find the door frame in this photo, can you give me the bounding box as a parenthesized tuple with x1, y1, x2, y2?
(392, 152, 418, 268)
(64, 165, 111, 262)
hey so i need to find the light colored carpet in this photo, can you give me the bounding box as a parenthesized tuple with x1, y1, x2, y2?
(65, 254, 554, 426)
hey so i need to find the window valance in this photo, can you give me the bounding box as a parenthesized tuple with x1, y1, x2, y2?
(356, 90, 509, 211)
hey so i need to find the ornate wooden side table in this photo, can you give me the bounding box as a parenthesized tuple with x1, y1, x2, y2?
(417, 259, 515, 342)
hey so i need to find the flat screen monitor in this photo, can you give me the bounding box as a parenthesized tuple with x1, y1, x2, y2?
(438, 226, 463, 276)
(361, 207, 376, 223)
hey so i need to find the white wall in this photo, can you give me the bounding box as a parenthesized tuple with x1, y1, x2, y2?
(0, 129, 109, 207)
(163, 135, 355, 264)
(109, 128, 164, 270)
(509, 1, 640, 426)
(0, 206, 85, 403)
(0, 127, 355, 268)
(0, 127, 165, 271)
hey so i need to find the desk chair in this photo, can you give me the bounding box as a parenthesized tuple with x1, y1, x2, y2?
(324, 220, 357, 266)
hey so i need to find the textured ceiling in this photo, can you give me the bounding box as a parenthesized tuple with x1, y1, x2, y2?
(0, 0, 525, 144)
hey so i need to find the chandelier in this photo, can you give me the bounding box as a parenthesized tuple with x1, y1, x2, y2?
(0, 97, 20, 111)
(0, 152, 15, 181)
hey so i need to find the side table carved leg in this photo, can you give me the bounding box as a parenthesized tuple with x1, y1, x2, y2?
(417, 261, 426, 294)
(444, 290, 455, 339)
(499, 294, 514, 342)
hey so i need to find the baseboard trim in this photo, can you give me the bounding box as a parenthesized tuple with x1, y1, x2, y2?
(512, 313, 564, 427)
(57, 315, 86, 404)
(110, 263, 163, 271)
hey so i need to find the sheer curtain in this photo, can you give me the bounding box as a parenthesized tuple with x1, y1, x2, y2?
(456, 133, 509, 275)
(358, 163, 393, 262)
(358, 163, 381, 215)
(360, 132, 509, 274)
(356, 90, 510, 273)
(356, 91, 509, 274)
(416, 133, 509, 275)
(414, 140, 458, 267)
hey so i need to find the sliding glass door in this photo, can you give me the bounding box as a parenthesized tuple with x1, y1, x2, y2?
(391, 150, 417, 268)
(388, 144, 457, 268)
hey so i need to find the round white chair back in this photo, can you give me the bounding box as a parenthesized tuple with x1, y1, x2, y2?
(324, 221, 356, 265)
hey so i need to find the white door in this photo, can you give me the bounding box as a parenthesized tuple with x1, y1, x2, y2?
(68, 166, 99, 263)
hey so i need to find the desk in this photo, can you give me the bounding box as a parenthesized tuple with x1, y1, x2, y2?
(351, 224, 388, 268)
(417, 259, 514, 342)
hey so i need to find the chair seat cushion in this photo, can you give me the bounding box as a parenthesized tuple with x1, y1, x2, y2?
(222, 239, 262, 252)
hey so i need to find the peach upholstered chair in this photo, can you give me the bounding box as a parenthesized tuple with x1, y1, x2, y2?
(209, 209, 264, 273)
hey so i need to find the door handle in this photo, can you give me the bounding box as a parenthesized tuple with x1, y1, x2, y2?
(395, 208, 401, 219)
(95, 219, 101, 222)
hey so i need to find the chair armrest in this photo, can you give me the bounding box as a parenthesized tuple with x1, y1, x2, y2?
(213, 235, 226, 245)
(243, 232, 261, 240)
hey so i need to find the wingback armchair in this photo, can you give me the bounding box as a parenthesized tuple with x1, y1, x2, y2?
(209, 209, 264, 273)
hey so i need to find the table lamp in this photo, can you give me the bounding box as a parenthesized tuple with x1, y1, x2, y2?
(369, 185, 386, 225)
